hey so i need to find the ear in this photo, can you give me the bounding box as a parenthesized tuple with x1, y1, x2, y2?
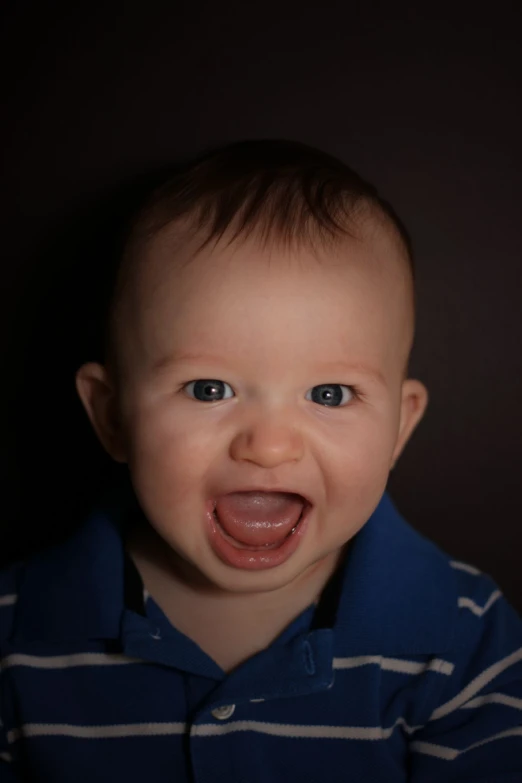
(390, 379, 429, 469)
(75, 362, 128, 463)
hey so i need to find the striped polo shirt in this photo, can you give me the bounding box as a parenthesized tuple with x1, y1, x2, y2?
(1, 480, 522, 782)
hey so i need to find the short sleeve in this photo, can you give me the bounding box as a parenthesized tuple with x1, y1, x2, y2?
(408, 565, 522, 782)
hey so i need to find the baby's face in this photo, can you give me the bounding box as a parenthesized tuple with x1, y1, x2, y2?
(98, 228, 423, 595)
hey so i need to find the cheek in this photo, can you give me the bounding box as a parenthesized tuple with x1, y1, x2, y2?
(125, 405, 218, 494)
(322, 417, 394, 517)
(317, 411, 397, 516)
(322, 408, 396, 469)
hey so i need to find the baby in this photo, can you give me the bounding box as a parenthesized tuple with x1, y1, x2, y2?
(1, 140, 521, 782)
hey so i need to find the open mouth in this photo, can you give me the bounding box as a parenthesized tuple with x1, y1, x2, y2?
(206, 493, 313, 570)
(212, 502, 309, 552)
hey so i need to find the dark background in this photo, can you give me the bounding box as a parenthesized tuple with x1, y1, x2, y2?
(1, 2, 521, 609)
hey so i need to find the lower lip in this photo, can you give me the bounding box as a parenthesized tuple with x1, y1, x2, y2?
(205, 502, 311, 571)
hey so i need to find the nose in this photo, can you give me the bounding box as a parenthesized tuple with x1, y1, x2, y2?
(229, 413, 305, 468)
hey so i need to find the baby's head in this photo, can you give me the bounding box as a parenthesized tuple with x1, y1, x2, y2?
(76, 139, 428, 595)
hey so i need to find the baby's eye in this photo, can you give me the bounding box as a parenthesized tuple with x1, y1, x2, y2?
(183, 380, 356, 407)
(305, 384, 355, 407)
(183, 379, 234, 402)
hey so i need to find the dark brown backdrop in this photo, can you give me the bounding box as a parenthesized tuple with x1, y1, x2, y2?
(1, 1, 521, 610)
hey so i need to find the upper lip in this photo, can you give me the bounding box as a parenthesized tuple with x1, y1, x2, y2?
(212, 486, 314, 507)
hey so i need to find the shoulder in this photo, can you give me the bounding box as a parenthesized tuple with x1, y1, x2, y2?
(345, 492, 522, 660)
(0, 495, 130, 649)
(389, 499, 522, 653)
(404, 562, 522, 774)
(399, 540, 522, 738)
(439, 557, 522, 673)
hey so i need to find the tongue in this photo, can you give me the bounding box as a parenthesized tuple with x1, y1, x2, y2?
(214, 491, 305, 547)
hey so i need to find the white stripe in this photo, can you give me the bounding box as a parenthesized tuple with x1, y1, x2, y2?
(450, 561, 481, 576)
(333, 655, 454, 676)
(410, 739, 457, 760)
(458, 590, 501, 617)
(8, 722, 186, 742)
(0, 595, 17, 607)
(430, 646, 522, 721)
(192, 715, 421, 740)
(1, 652, 144, 670)
(461, 692, 522, 711)
(0, 751, 13, 762)
(411, 726, 522, 760)
(8, 717, 422, 743)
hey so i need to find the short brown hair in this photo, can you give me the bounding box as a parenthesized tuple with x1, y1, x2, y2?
(104, 139, 415, 374)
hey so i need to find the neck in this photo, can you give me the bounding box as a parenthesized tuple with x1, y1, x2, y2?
(125, 520, 347, 671)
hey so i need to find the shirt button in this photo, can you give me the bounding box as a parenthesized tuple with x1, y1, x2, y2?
(211, 704, 236, 720)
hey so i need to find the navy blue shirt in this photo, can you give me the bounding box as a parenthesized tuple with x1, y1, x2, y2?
(1, 480, 522, 781)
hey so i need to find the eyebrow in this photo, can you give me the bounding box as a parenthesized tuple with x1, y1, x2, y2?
(151, 352, 386, 386)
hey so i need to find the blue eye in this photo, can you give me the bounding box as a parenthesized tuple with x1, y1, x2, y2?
(305, 384, 355, 407)
(184, 379, 234, 402)
(183, 380, 357, 407)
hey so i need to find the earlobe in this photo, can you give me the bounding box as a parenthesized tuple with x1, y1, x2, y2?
(390, 379, 429, 469)
(75, 362, 128, 463)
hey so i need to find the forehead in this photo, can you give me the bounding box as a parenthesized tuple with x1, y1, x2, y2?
(120, 227, 413, 381)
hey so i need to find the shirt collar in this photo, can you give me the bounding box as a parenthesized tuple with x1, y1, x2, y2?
(12, 476, 456, 655)
(332, 491, 457, 655)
